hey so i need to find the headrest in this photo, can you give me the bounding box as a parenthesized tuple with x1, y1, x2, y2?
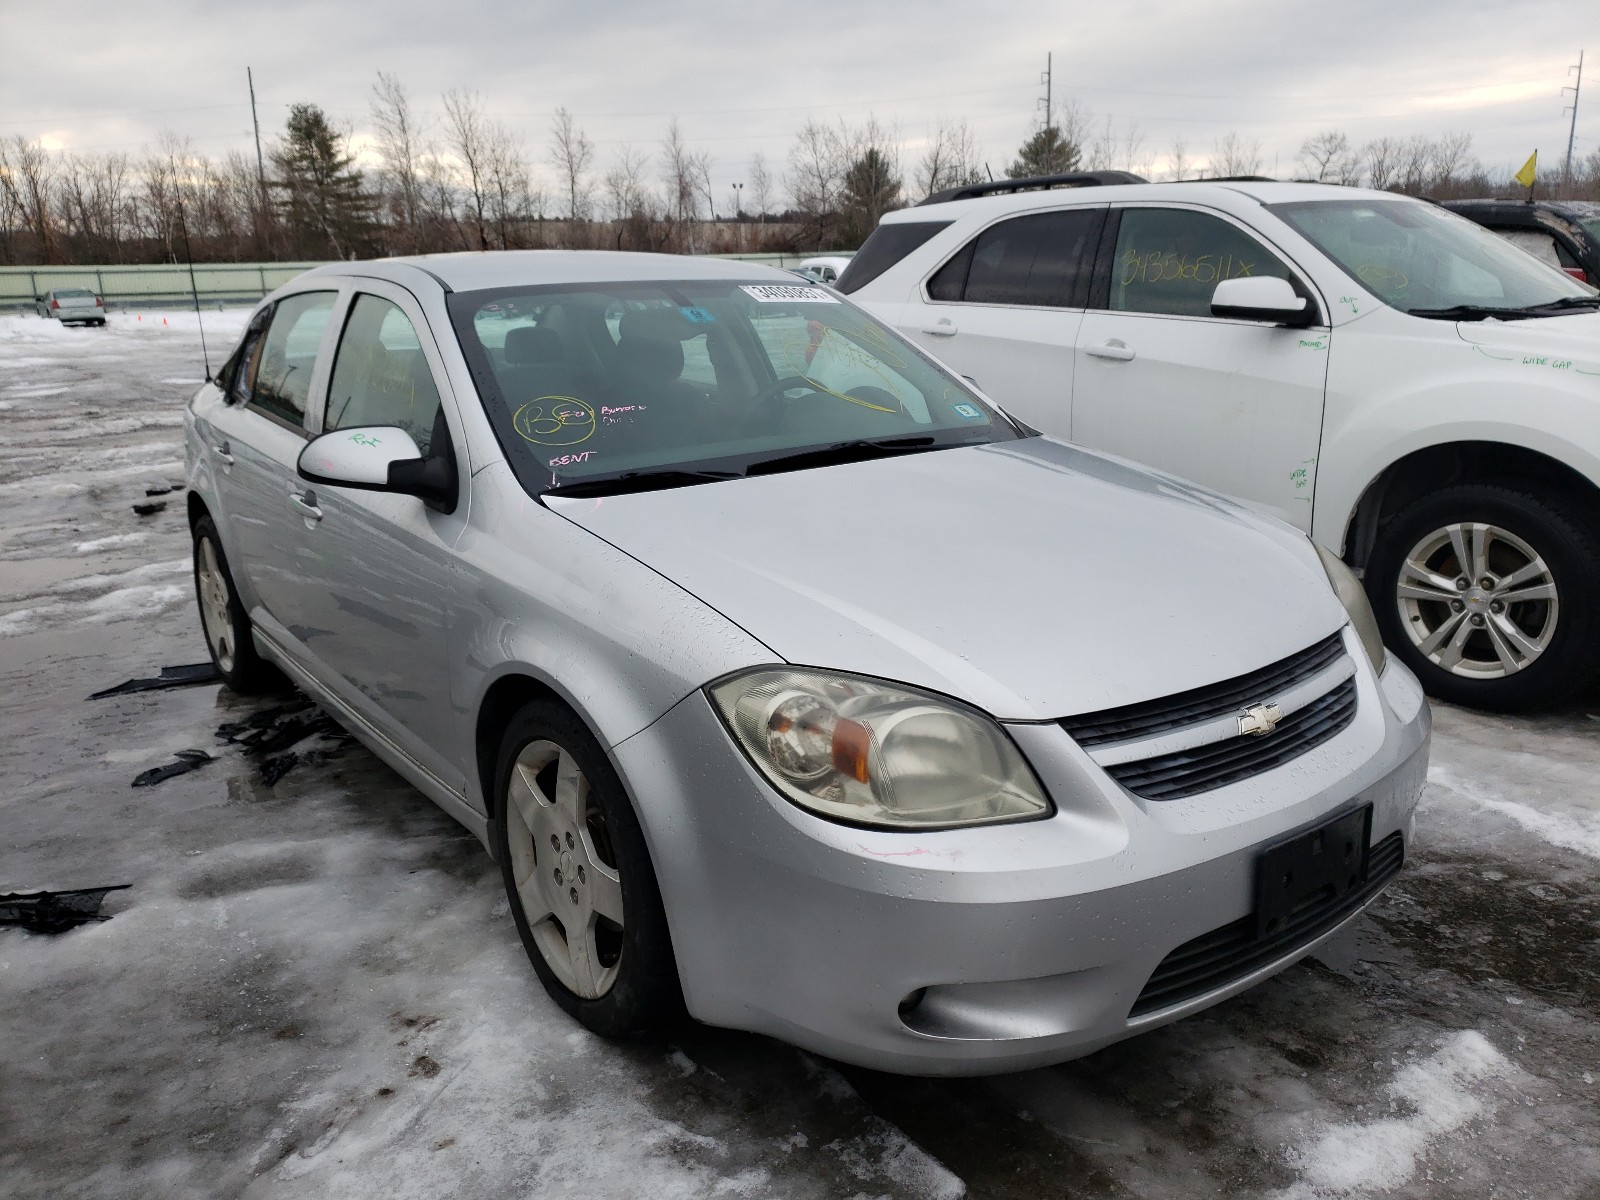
(618, 307, 696, 343)
(504, 326, 566, 365)
(616, 333, 684, 381)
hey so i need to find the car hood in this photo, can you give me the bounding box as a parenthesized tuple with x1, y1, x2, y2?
(549, 439, 1346, 720)
(1453, 310, 1600, 364)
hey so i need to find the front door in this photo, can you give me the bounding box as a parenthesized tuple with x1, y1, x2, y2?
(1070, 205, 1331, 528)
(897, 206, 1104, 433)
(282, 283, 472, 793)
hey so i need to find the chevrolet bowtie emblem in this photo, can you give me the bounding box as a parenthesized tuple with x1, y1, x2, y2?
(1238, 703, 1282, 737)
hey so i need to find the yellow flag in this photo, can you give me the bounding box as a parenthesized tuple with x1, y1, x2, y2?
(1514, 150, 1538, 188)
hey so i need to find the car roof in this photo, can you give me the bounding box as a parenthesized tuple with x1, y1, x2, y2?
(882, 180, 1413, 224)
(1443, 197, 1599, 217)
(296, 249, 800, 293)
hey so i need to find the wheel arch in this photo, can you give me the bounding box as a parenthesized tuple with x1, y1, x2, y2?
(186, 489, 210, 531)
(1337, 440, 1600, 572)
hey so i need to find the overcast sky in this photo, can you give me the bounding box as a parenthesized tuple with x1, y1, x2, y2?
(2, 0, 1593, 203)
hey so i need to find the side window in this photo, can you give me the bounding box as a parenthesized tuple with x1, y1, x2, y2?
(925, 209, 1101, 308)
(1110, 208, 1294, 318)
(249, 291, 336, 426)
(226, 308, 272, 405)
(325, 294, 444, 456)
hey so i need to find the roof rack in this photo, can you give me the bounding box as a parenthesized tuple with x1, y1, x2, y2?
(919, 171, 1148, 206)
(1163, 175, 1279, 184)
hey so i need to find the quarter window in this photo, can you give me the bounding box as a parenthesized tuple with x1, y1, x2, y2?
(249, 291, 335, 426)
(1109, 208, 1294, 318)
(325, 295, 444, 456)
(927, 209, 1102, 308)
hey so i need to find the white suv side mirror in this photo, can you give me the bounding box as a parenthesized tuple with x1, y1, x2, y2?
(1211, 276, 1314, 326)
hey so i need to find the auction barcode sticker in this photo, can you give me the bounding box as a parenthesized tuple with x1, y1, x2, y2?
(740, 284, 840, 304)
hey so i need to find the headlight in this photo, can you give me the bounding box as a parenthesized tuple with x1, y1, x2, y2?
(1315, 541, 1387, 670)
(708, 668, 1052, 829)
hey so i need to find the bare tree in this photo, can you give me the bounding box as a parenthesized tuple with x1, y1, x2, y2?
(1298, 130, 1355, 182)
(443, 89, 491, 250)
(1428, 131, 1474, 190)
(1085, 116, 1118, 171)
(1211, 131, 1263, 177)
(1363, 137, 1400, 190)
(748, 150, 774, 219)
(1167, 137, 1189, 181)
(2, 136, 60, 262)
(915, 119, 983, 199)
(787, 117, 847, 247)
(371, 71, 425, 247)
(549, 106, 594, 223)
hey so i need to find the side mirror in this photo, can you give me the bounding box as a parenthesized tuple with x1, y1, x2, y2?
(1211, 276, 1315, 326)
(297, 426, 457, 513)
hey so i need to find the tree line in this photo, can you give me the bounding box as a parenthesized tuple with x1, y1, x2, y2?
(4, 77, 1598, 267)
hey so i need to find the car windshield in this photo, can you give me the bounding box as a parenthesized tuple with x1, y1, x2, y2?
(448, 279, 1024, 495)
(1271, 198, 1592, 317)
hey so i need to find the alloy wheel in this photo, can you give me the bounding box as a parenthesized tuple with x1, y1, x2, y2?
(1394, 521, 1559, 679)
(504, 739, 625, 999)
(196, 538, 236, 673)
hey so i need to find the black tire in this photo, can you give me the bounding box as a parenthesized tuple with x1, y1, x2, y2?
(1367, 484, 1600, 711)
(191, 514, 277, 694)
(492, 698, 682, 1036)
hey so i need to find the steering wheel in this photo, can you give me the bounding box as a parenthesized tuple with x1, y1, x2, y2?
(739, 374, 825, 435)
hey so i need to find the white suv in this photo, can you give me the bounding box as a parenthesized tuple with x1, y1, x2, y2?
(841, 175, 1600, 711)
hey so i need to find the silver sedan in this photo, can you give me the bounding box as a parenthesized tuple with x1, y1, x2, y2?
(183, 252, 1429, 1075)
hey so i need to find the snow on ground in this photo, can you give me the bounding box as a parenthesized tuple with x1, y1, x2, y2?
(1, 311, 1597, 1199)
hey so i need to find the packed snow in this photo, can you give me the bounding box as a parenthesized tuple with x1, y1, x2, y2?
(1, 310, 1596, 1198)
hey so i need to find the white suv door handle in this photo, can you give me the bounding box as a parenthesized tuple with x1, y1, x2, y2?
(921, 318, 958, 337)
(289, 490, 323, 522)
(212, 441, 234, 466)
(1086, 340, 1136, 361)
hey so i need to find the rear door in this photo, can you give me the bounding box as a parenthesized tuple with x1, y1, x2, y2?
(1070, 205, 1330, 527)
(895, 206, 1105, 434)
(203, 288, 340, 649)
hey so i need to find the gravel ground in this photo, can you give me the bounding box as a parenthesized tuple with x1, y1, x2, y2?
(1, 310, 1596, 1200)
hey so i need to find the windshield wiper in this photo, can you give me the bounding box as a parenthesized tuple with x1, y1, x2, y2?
(542, 468, 742, 498)
(1406, 304, 1536, 322)
(744, 436, 940, 477)
(1519, 295, 1600, 313)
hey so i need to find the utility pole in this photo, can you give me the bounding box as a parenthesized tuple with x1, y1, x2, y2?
(1038, 53, 1054, 132)
(1563, 50, 1584, 196)
(247, 67, 266, 193)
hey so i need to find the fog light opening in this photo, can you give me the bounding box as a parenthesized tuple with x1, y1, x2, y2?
(897, 987, 927, 1023)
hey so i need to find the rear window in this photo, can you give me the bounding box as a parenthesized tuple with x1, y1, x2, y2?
(835, 222, 950, 293)
(55, 289, 93, 298)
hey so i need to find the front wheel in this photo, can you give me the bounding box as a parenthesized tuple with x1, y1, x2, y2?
(1367, 484, 1600, 711)
(493, 699, 682, 1036)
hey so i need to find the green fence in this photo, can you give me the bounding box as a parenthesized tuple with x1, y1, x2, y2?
(0, 251, 850, 313)
(0, 262, 330, 313)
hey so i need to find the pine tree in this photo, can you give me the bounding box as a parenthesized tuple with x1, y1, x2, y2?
(1009, 125, 1081, 179)
(839, 147, 902, 246)
(269, 104, 375, 258)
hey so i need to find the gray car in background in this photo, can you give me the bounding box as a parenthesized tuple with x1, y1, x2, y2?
(184, 251, 1429, 1075)
(36, 287, 105, 325)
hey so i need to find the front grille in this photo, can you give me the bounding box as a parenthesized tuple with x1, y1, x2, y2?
(1129, 831, 1405, 1018)
(1061, 632, 1346, 749)
(1104, 676, 1357, 801)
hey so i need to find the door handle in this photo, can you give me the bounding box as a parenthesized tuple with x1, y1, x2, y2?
(1085, 340, 1136, 361)
(212, 441, 234, 466)
(921, 318, 958, 337)
(289, 490, 323, 522)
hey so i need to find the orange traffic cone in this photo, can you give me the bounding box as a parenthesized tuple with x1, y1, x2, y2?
(162, 317, 168, 326)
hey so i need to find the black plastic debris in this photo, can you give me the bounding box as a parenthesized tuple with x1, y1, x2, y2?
(144, 485, 180, 497)
(132, 749, 214, 788)
(1, 885, 130, 934)
(89, 662, 219, 700)
(218, 699, 354, 785)
(132, 501, 167, 516)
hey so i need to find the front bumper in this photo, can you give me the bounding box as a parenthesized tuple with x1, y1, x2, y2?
(612, 639, 1430, 1076)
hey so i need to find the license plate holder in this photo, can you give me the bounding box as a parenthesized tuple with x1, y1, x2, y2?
(1254, 804, 1372, 941)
